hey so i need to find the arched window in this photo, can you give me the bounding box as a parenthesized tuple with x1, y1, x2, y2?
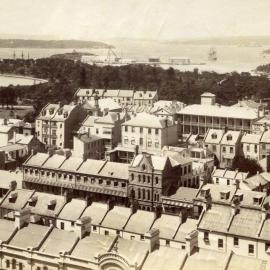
(147, 190, 150, 200)
(143, 175, 146, 182)
(142, 189, 145, 199)
(142, 164, 146, 170)
(155, 177, 159, 184)
(147, 176, 151, 183)
(138, 175, 141, 182)
(12, 259, 16, 269)
(138, 188, 141, 199)
(131, 173, 134, 181)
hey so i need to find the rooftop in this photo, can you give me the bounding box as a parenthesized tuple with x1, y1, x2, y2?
(42, 154, 66, 169)
(101, 206, 131, 230)
(81, 202, 108, 225)
(174, 218, 198, 242)
(24, 153, 49, 167)
(124, 210, 155, 234)
(0, 219, 16, 242)
(99, 161, 129, 180)
(123, 112, 174, 128)
(151, 214, 180, 239)
(39, 228, 78, 255)
(9, 223, 49, 249)
(241, 133, 262, 144)
(179, 104, 258, 120)
(58, 199, 86, 221)
(71, 233, 115, 261)
(0, 170, 23, 190)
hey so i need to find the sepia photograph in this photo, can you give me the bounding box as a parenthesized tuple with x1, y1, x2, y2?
(0, 0, 269, 269)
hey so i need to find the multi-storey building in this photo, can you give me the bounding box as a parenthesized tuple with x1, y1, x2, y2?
(79, 112, 128, 151)
(178, 92, 259, 135)
(75, 88, 158, 107)
(149, 100, 185, 121)
(252, 115, 270, 132)
(23, 152, 130, 205)
(260, 130, 270, 160)
(241, 132, 264, 160)
(128, 153, 191, 211)
(121, 112, 178, 153)
(35, 103, 87, 149)
(73, 134, 104, 160)
(211, 167, 249, 186)
(204, 128, 242, 168)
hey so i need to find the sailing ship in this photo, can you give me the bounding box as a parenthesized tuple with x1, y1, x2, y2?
(208, 48, 217, 61)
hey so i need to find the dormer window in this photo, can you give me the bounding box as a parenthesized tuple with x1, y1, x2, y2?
(220, 191, 230, 200)
(64, 112, 68, 118)
(149, 94, 152, 97)
(86, 90, 89, 95)
(49, 109, 54, 115)
(9, 192, 17, 203)
(28, 196, 38, 206)
(47, 199, 56, 210)
(200, 187, 210, 198)
(139, 93, 142, 97)
(42, 110, 46, 116)
(253, 195, 263, 205)
(211, 133, 217, 139)
(58, 109, 63, 115)
(227, 134, 232, 141)
(142, 164, 146, 171)
(234, 193, 243, 202)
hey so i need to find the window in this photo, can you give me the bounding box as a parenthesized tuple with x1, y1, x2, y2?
(247, 145, 250, 152)
(131, 127, 135, 133)
(96, 128, 99, 134)
(99, 179, 103, 185)
(147, 190, 150, 200)
(138, 188, 141, 199)
(255, 145, 258, 153)
(155, 129, 159, 135)
(155, 141, 159, 148)
(213, 145, 217, 152)
(60, 222, 65, 230)
(234, 237, 239, 247)
(140, 235, 145, 241)
(222, 147, 226, 153)
(6, 260, 10, 268)
(131, 173, 134, 181)
(105, 230, 109, 235)
(143, 175, 146, 182)
(93, 225, 97, 231)
(131, 138, 135, 145)
(121, 183, 126, 188)
(148, 128, 151, 134)
(138, 175, 141, 182)
(155, 177, 159, 185)
(19, 263, 23, 270)
(216, 178, 219, 184)
(166, 240, 170, 246)
(218, 239, 223, 248)
(140, 127, 143, 133)
(147, 140, 152, 147)
(211, 133, 217, 139)
(12, 259, 16, 270)
(204, 232, 209, 242)
(265, 243, 270, 252)
(114, 182, 118, 187)
(139, 138, 143, 146)
(227, 179, 230, 185)
(116, 230, 120, 235)
(106, 180, 111, 186)
(248, 244, 254, 255)
(125, 126, 128, 132)
(130, 235, 135, 240)
(230, 147, 233, 153)
(124, 138, 128, 145)
(227, 134, 232, 141)
(147, 176, 151, 183)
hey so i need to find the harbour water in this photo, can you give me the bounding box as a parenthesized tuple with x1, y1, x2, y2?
(0, 41, 269, 75)
(0, 74, 47, 87)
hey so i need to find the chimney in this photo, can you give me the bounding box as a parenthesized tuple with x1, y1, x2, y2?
(3, 118, 7, 125)
(64, 149, 72, 159)
(14, 208, 31, 229)
(74, 216, 91, 239)
(107, 198, 115, 211)
(48, 148, 55, 157)
(144, 228, 159, 252)
(64, 191, 72, 204)
(9, 180, 17, 191)
(130, 201, 138, 214)
(231, 196, 241, 215)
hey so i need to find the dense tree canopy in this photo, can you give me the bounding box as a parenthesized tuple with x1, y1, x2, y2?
(0, 58, 270, 116)
(232, 156, 263, 176)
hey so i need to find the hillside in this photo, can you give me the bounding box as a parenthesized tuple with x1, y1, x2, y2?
(50, 51, 96, 61)
(0, 39, 112, 49)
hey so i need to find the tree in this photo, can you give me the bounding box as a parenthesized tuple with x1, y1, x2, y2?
(232, 156, 263, 176)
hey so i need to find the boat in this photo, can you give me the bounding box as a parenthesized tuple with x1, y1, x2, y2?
(208, 48, 217, 61)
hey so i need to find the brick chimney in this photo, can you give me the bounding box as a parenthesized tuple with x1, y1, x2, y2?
(144, 228, 160, 252)
(74, 216, 91, 239)
(14, 208, 31, 229)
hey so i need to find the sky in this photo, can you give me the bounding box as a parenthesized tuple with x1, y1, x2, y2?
(0, 0, 270, 41)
